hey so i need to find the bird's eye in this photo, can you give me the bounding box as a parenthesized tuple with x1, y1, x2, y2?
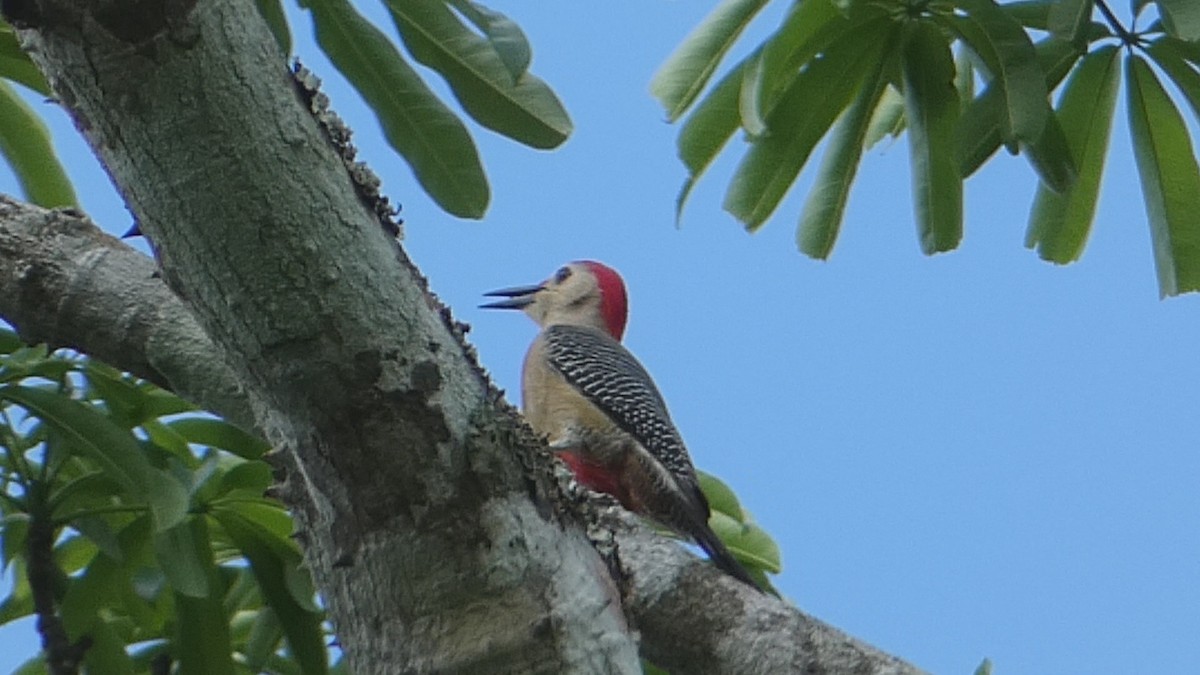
(554, 266, 572, 284)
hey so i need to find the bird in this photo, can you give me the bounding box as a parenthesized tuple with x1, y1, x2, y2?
(482, 260, 760, 589)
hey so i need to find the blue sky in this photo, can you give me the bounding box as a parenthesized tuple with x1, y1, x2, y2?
(3, 2, 1199, 673)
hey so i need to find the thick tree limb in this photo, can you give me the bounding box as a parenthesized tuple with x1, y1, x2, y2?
(0, 196, 252, 429)
(6, 0, 638, 671)
(620, 524, 920, 674)
(0, 0, 926, 671)
(0, 194, 922, 675)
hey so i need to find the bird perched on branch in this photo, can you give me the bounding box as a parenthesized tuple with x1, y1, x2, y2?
(483, 260, 759, 589)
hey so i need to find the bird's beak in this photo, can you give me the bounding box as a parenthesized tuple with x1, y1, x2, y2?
(480, 283, 543, 310)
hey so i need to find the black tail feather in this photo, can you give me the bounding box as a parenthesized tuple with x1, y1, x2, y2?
(694, 526, 763, 592)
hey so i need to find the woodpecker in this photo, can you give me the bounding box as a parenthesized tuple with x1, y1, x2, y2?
(482, 260, 759, 589)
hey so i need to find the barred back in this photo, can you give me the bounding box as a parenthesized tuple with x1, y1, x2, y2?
(542, 324, 696, 479)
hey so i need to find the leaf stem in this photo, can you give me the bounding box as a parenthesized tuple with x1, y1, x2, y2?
(53, 503, 148, 527)
(28, 492, 91, 674)
(1095, 0, 1136, 46)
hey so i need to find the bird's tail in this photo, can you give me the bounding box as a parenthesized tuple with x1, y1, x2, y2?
(694, 525, 763, 592)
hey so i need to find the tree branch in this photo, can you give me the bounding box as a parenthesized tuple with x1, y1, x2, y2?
(0, 196, 923, 675)
(0, 0, 925, 670)
(0, 196, 252, 429)
(27, 491, 89, 675)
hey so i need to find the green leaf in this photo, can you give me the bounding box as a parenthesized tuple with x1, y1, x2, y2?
(0, 79, 76, 207)
(975, 657, 994, 675)
(948, 0, 1049, 145)
(241, 607, 284, 671)
(1021, 105, 1077, 194)
(217, 460, 272, 497)
(1, 514, 29, 570)
(1047, 0, 1093, 46)
(0, 328, 22, 354)
(864, 86, 906, 149)
(697, 470, 744, 522)
(750, 0, 844, 122)
(958, 36, 1081, 177)
(47, 471, 123, 517)
(214, 508, 327, 675)
(11, 654, 48, 675)
(675, 56, 751, 223)
(54, 531, 100, 575)
(153, 516, 211, 598)
(954, 48, 975, 107)
(797, 47, 892, 258)
(902, 22, 963, 254)
(1149, 38, 1200, 125)
(306, 0, 488, 218)
(167, 417, 270, 460)
(1126, 55, 1200, 296)
(650, 0, 771, 121)
(185, 451, 224, 505)
(142, 418, 195, 463)
(723, 16, 894, 230)
(263, 654, 306, 675)
(71, 515, 125, 562)
(80, 617, 136, 675)
(0, 557, 33, 624)
(61, 570, 119, 643)
(153, 516, 234, 675)
(127, 642, 171, 673)
(141, 387, 197, 419)
(1158, 0, 1200, 41)
(386, 0, 571, 149)
(1026, 45, 1119, 263)
(175, 591, 235, 675)
(1003, 0, 1055, 29)
(709, 511, 782, 574)
(254, 0, 292, 55)
(85, 357, 196, 427)
(0, 385, 189, 531)
(60, 518, 144, 638)
(0, 22, 50, 95)
(84, 365, 147, 428)
(738, 51, 769, 137)
(224, 500, 297, 546)
(221, 566, 261, 614)
(446, 0, 531, 80)
(1159, 35, 1200, 68)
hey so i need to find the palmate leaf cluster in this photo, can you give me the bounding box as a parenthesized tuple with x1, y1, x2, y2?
(653, 0, 1200, 296)
(3, 2, 1199, 295)
(0, 0, 571, 219)
(0, 330, 334, 675)
(0, 329, 783, 671)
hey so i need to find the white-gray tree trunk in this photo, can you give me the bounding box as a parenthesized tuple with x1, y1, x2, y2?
(0, 1, 925, 673)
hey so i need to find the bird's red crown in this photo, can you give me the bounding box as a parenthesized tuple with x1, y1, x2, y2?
(576, 260, 627, 340)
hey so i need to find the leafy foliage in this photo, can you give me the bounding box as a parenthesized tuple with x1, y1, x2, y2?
(0, 330, 330, 674)
(5, 1, 1200, 294)
(653, 0, 1200, 296)
(0, 78, 74, 209)
(296, 0, 572, 218)
(0, 330, 779, 670)
(0, 0, 570, 219)
(697, 470, 783, 590)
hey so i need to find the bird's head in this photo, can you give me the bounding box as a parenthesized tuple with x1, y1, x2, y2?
(482, 260, 628, 339)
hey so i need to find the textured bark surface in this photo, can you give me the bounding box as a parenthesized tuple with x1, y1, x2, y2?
(0, 196, 924, 675)
(0, 197, 251, 428)
(0, 0, 926, 672)
(6, 1, 638, 672)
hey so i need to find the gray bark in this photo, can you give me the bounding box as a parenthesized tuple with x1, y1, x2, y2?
(0, 0, 926, 672)
(0, 196, 926, 674)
